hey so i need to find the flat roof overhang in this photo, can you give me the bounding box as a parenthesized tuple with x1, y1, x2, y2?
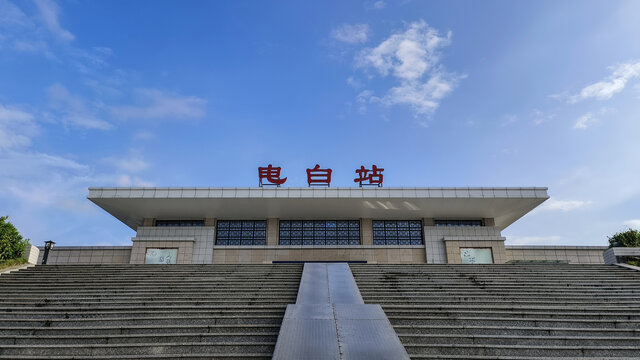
(88, 187, 548, 231)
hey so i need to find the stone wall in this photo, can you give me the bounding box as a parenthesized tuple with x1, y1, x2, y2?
(37, 246, 132, 265)
(212, 246, 426, 264)
(424, 225, 505, 264)
(505, 246, 607, 264)
(133, 226, 215, 264)
(22, 244, 40, 264)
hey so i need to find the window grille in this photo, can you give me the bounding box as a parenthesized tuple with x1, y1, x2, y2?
(373, 220, 423, 245)
(156, 220, 204, 227)
(215, 220, 267, 245)
(279, 220, 360, 245)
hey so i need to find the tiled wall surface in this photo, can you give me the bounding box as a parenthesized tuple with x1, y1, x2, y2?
(134, 226, 215, 264)
(37, 246, 132, 265)
(212, 246, 426, 264)
(424, 226, 504, 264)
(506, 246, 607, 264)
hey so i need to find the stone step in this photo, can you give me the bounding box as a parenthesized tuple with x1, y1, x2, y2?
(0, 324, 280, 336)
(0, 332, 279, 345)
(0, 310, 286, 320)
(382, 304, 640, 311)
(398, 334, 640, 346)
(0, 300, 297, 306)
(408, 356, 639, 360)
(0, 315, 285, 327)
(0, 342, 275, 356)
(387, 315, 640, 329)
(402, 344, 640, 357)
(383, 309, 640, 320)
(393, 325, 640, 337)
(0, 355, 271, 360)
(362, 298, 640, 306)
(357, 284, 640, 289)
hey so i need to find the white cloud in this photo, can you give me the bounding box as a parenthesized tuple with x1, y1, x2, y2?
(0, 150, 89, 206)
(355, 20, 461, 116)
(0, 0, 28, 27)
(331, 24, 370, 44)
(382, 73, 460, 115)
(569, 60, 640, 103)
(13, 40, 47, 53)
(46, 83, 113, 130)
(34, 0, 74, 41)
(112, 89, 207, 120)
(507, 235, 563, 246)
(358, 20, 450, 81)
(573, 112, 597, 129)
(373, 1, 386, 10)
(0, 149, 152, 209)
(0, 104, 38, 149)
(531, 109, 555, 126)
(356, 90, 373, 114)
(346, 76, 362, 88)
(538, 198, 592, 212)
(623, 219, 640, 229)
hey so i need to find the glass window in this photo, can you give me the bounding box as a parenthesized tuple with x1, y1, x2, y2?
(145, 248, 178, 264)
(434, 220, 483, 227)
(460, 248, 493, 264)
(279, 220, 360, 245)
(215, 220, 267, 245)
(156, 220, 204, 227)
(373, 220, 423, 245)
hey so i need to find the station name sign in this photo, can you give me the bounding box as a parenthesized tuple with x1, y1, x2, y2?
(258, 164, 384, 187)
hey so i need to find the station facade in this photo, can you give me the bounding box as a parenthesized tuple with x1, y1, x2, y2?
(69, 186, 605, 265)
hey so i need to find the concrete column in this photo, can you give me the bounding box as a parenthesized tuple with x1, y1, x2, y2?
(22, 244, 40, 264)
(204, 218, 216, 227)
(422, 218, 446, 264)
(142, 218, 155, 226)
(361, 218, 373, 245)
(483, 218, 495, 227)
(267, 218, 279, 245)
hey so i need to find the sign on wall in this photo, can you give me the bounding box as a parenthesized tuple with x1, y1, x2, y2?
(460, 248, 493, 264)
(145, 249, 178, 264)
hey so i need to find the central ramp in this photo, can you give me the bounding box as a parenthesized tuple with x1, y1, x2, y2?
(272, 263, 409, 360)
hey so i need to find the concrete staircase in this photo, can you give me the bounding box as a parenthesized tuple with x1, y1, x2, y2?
(350, 264, 640, 359)
(0, 264, 302, 359)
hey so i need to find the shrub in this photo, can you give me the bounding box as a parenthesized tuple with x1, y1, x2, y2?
(0, 216, 30, 261)
(608, 228, 640, 248)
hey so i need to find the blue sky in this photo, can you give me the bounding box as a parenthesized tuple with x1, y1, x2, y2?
(1, 0, 639, 247)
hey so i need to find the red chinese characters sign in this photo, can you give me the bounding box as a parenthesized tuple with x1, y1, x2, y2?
(258, 164, 287, 186)
(306, 164, 332, 187)
(354, 165, 384, 187)
(258, 164, 383, 187)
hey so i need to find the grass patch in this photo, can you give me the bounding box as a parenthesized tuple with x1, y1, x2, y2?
(0, 257, 28, 271)
(627, 259, 640, 267)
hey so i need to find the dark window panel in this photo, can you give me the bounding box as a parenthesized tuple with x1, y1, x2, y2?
(373, 220, 423, 245)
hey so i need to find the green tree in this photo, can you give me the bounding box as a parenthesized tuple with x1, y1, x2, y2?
(608, 228, 640, 248)
(0, 216, 30, 261)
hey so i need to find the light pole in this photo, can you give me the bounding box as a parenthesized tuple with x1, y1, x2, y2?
(42, 240, 55, 265)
